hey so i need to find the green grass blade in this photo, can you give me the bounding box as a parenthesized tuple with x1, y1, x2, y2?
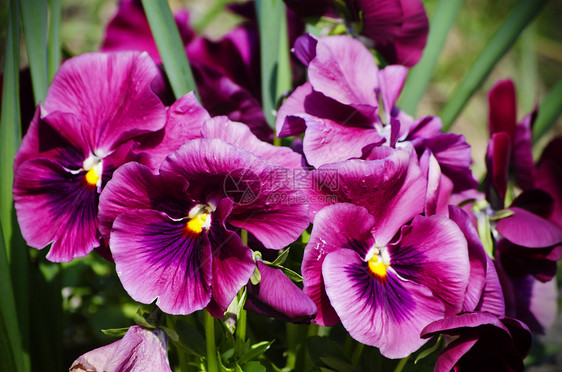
(141, 0, 198, 100)
(255, 0, 292, 128)
(533, 78, 562, 142)
(0, 224, 24, 372)
(47, 0, 62, 81)
(20, 0, 49, 104)
(399, 0, 463, 116)
(192, 0, 229, 33)
(440, 0, 548, 131)
(1, 0, 22, 257)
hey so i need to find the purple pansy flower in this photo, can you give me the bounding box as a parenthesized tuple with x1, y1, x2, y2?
(98, 123, 309, 315)
(13, 51, 167, 262)
(70, 326, 171, 372)
(277, 34, 477, 193)
(303, 203, 470, 358)
(284, 0, 429, 67)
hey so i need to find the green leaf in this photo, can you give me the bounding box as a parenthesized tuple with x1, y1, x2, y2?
(134, 309, 155, 329)
(319, 356, 356, 372)
(272, 248, 290, 266)
(141, 0, 198, 100)
(533, 78, 562, 142)
(20, 0, 49, 104)
(242, 361, 267, 372)
(306, 336, 348, 366)
(101, 327, 130, 338)
(47, 0, 62, 81)
(440, 0, 548, 131)
(0, 224, 24, 372)
(278, 265, 304, 283)
(399, 0, 464, 115)
(477, 213, 494, 258)
(255, 0, 292, 128)
(414, 336, 441, 364)
(239, 341, 274, 365)
(489, 209, 515, 221)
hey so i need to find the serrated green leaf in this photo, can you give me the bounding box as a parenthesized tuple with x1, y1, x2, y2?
(440, 0, 548, 130)
(101, 327, 130, 338)
(272, 248, 290, 266)
(141, 0, 197, 100)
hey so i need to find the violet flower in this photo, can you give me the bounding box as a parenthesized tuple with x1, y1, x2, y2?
(69, 326, 171, 372)
(284, 0, 429, 67)
(98, 119, 309, 316)
(302, 203, 470, 358)
(13, 51, 167, 262)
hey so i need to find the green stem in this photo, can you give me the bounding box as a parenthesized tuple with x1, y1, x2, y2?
(393, 355, 410, 372)
(204, 311, 218, 372)
(350, 342, 364, 366)
(285, 323, 301, 370)
(167, 315, 191, 372)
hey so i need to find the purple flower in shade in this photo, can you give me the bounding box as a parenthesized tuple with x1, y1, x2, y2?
(277, 34, 477, 193)
(284, 0, 429, 67)
(69, 326, 171, 372)
(418, 206, 532, 372)
(13, 51, 167, 262)
(98, 118, 309, 316)
(101, 0, 273, 142)
(302, 203, 470, 358)
(535, 136, 562, 228)
(245, 261, 317, 323)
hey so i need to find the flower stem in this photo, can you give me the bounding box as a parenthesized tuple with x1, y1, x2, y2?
(204, 310, 218, 372)
(350, 342, 364, 366)
(393, 355, 410, 372)
(237, 229, 248, 344)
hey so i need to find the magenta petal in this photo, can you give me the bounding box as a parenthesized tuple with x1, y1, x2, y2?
(511, 275, 558, 334)
(302, 115, 384, 167)
(70, 326, 171, 372)
(486, 132, 511, 206)
(488, 79, 517, 139)
(206, 226, 255, 317)
(308, 36, 379, 118)
(246, 261, 317, 323)
(275, 83, 311, 137)
(307, 148, 425, 244)
(496, 207, 562, 248)
(378, 65, 408, 120)
(202, 116, 304, 169)
(43, 52, 166, 153)
(293, 34, 318, 66)
(392, 215, 470, 314)
(448, 206, 487, 312)
(512, 110, 536, 190)
(323, 248, 443, 358)
(161, 139, 309, 249)
(303, 203, 375, 326)
(13, 159, 100, 262)
(98, 162, 190, 240)
(139, 92, 209, 169)
(111, 209, 213, 315)
(478, 257, 506, 315)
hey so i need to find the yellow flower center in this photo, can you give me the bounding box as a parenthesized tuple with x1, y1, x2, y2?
(368, 254, 388, 279)
(85, 167, 100, 187)
(185, 212, 210, 234)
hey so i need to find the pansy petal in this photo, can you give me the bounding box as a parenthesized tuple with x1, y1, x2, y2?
(303, 204, 375, 326)
(486, 132, 511, 207)
(293, 34, 318, 66)
(111, 209, 213, 315)
(202, 116, 303, 169)
(43, 51, 166, 153)
(308, 36, 379, 118)
(307, 148, 425, 244)
(488, 79, 517, 138)
(323, 249, 444, 358)
(496, 207, 562, 248)
(512, 110, 536, 190)
(478, 256, 506, 315)
(378, 65, 408, 120)
(536, 136, 562, 227)
(391, 215, 470, 314)
(246, 261, 317, 323)
(98, 162, 190, 240)
(14, 159, 100, 262)
(511, 275, 557, 334)
(302, 115, 384, 167)
(161, 139, 309, 249)
(206, 225, 255, 317)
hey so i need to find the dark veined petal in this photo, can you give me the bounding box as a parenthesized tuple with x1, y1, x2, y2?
(43, 51, 166, 154)
(110, 209, 213, 315)
(14, 159, 100, 262)
(303, 203, 375, 326)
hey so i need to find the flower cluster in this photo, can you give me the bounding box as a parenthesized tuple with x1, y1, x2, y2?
(11, 0, 561, 370)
